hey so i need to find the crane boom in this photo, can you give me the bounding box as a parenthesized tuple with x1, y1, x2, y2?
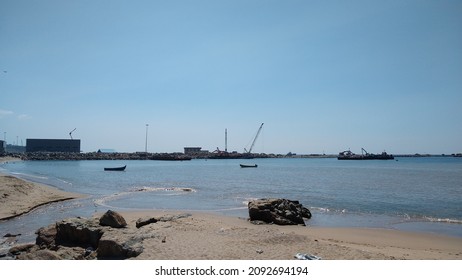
(69, 128, 76, 140)
(247, 123, 264, 154)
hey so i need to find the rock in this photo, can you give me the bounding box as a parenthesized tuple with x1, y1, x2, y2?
(56, 217, 104, 248)
(248, 198, 311, 226)
(9, 243, 35, 255)
(99, 210, 127, 228)
(157, 213, 192, 222)
(136, 217, 158, 228)
(84, 247, 94, 257)
(3, 233, 21, 238)
(97, 235, 143, 260)
(16, 249, 63, 260)
(36, 224, 57, 247)
(54, 245, 88, 260)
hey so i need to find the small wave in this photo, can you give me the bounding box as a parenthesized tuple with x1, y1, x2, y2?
(93, 191, 134, 207)
(10, 172, 48, 180)
(398, 213, 462, 224)
(93, 186, 197, 207)
(310, 207, 331, 213)
(423, 217, 462, 224)
(241, 197, 260, 206)
(130, 186, 197, 193)
(55, 178, 73, 186)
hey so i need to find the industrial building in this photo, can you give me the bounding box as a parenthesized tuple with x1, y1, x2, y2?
(26, 139, 81, 153)
(184, 147, 209, 156)
(184, 147, 202, 154)
(0, 140, 5, 155)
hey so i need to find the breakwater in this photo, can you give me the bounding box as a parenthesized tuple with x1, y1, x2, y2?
(2, 152, 458, 162)
(7, 152, 276, 161)
(11, 152, 193, 161)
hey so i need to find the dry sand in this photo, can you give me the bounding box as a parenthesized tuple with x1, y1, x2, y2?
(1, 156, 461, 260)
(118, 211, 462, 260)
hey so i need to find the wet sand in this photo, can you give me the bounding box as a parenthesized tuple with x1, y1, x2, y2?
(0, 157, 84, 220)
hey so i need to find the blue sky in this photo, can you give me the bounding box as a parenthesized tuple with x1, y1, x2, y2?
(1, 0, 461, 154)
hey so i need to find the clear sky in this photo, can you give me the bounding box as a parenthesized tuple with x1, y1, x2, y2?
(1, 0, 461, 155)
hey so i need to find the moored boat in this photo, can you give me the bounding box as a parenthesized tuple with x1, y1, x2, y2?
(104, 165, 126, 171)
(240, 164, 258, 168)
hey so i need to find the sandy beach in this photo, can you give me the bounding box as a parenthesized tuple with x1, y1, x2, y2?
(1, 156, 461, 260)
(118, 211, 462, 260)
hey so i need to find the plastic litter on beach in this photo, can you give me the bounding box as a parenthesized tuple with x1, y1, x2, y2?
(294, 253, 322, 260)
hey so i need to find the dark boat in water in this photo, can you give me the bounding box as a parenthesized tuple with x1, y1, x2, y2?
(240, 164, 258, 168)
(337, 149, 394, 160)
(104, 165, 126, 171)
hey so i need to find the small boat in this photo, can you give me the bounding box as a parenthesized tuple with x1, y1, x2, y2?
(240, 164, 258, 168)
(104, 165, 126, 171)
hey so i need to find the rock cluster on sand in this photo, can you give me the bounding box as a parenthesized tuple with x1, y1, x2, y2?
(5, 200, 313, 260)
(248, 198, 311, 226)
(6, 210, 167, 260)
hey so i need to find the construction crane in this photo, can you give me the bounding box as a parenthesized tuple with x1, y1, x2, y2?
(244, 123, 264, 154)
(69, 128, 76, 140)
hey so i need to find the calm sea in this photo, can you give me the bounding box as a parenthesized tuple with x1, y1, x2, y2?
(1, 157, 462, 243)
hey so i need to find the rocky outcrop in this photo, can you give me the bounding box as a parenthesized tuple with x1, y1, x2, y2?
(56, 217, 104, 248)
(6, 210, 192, 260)
(9, 210, 133, 259)
(248, 198, 311, 226)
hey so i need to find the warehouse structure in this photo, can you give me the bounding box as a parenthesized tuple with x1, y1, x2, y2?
(0, 140, 5, 155)
(26, 139, 81, 153)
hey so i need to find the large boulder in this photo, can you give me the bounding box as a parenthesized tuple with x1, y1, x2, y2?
(97, 234, 143, 260)
(55, 217, 104, 248)
(99, 210, 127, 228)
(248, 198, 311, 226)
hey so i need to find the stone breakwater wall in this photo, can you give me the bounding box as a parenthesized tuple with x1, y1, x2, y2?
(16, 152, 192, 161)
(3, 152, 338, 161)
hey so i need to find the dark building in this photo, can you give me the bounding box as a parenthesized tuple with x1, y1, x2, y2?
(0, 140, 5, 155)
(26, 139, 81, 153)
(184, 147, 202, 154)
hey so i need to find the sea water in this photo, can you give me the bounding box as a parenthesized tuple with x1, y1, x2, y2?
(1, 157, 462, 244)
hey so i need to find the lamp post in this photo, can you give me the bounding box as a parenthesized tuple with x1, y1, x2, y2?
(145, 124, 149, 154)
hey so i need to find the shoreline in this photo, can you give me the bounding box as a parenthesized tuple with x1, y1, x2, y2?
(1, 157, 461, 259)
(0, 158, 85, 221)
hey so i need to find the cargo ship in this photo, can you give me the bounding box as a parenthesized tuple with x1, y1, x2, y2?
(337, 148, 394, 160)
